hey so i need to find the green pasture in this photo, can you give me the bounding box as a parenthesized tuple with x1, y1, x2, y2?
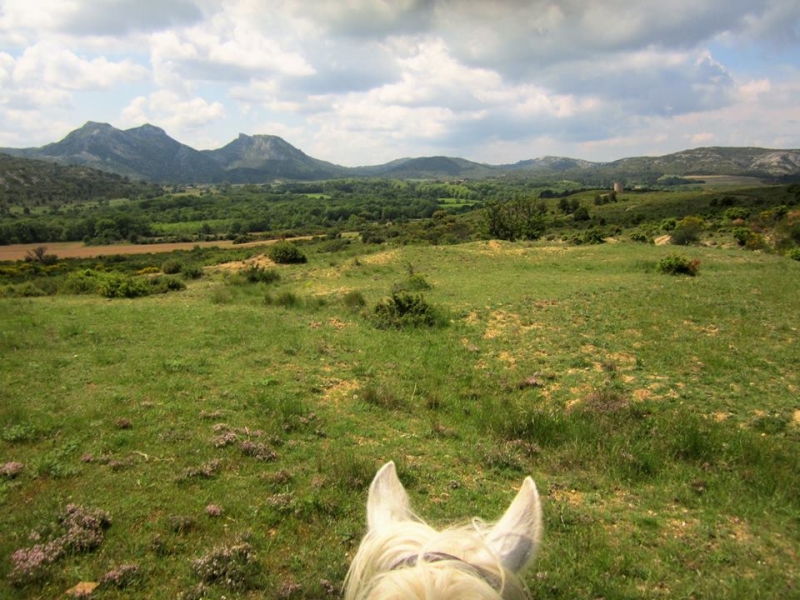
(1, 240, 798, 598)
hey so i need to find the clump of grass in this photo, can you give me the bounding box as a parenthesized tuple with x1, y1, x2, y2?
(168, 515, 195, 534)
(360, 383, 405, 411)
(319, 451, 374, 491)
(1, 424, 37, 443)
(265, 291, 300, 307)
(343, 289, 366, 312)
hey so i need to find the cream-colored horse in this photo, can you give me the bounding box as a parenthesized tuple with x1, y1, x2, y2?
(345, 462, 542, 600)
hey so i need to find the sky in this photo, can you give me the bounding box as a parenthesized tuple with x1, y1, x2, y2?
(1, 0, 799, 167)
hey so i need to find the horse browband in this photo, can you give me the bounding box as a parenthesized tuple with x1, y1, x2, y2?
(390, 552, 502, 591)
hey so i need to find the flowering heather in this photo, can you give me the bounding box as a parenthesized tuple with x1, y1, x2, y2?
(240, 440, 277, 462)
(114, 417, 133, 429)
(211, 430, 238, 448)
(99, 564, 140, 589)
(0, 461, 23, 478)
(190, 543, 257, 591)
(8, 505, 111, 585)
(205, 504, 223, 517)
(58, 504, 112, 552)
(180, 458, 223, 480)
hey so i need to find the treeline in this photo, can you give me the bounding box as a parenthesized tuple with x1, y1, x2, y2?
(0, 179, 471, 245)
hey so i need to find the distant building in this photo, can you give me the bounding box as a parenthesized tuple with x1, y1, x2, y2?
(613, 182, 623, 193)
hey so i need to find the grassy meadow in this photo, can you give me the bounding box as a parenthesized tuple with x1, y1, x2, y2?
(1, 239, 799, 599)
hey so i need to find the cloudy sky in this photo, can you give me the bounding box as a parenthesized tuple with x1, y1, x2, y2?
(1, 0, 799, 166)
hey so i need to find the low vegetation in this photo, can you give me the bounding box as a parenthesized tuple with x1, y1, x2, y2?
(0, 233, 798, 598)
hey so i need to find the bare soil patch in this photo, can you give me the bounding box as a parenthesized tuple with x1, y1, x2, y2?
(0, 239, 280, 262)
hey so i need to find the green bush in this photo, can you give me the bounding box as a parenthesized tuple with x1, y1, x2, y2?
(724, 207, 750, 221)
(148, 276, 187, 294)
(656, 254, 700, 276)
(372, 292, 441, 329)
(0, 282, 47, 298)
(61, 269, 102, 295)
(267, 242, 307, 264)
(181, 265, 204, 280)
(243, 265, 281, 284)
(161, 259, 183, 274)
(786, 248, 800, 261)
(732, 227, 752, 246)
(98, 274, 151, 298)
(670, 216, 704, 246)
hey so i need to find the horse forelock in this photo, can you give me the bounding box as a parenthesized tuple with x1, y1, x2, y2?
(344, 521, 528, 600)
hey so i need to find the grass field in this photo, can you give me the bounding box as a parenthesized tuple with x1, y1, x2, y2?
(1, 240, 798, 599)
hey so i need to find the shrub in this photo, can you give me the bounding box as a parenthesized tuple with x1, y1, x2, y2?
(98, 274, 150, 298)
(724, 207, 750, 221)
(732, 227, 752, 246)
(373, 292, 441, 329)
(161, 259, 183, 274)
(268, 242, 307, 264)
(656, 254, 700, 276)
(182, 265, 204, 280)
(1, 282, 47, 297)
(148, 276, 187, 294)
(786, 248, 800, 261)
(671, 216, 704, 245)
(243, 265, 280, 284)
(581, 227, 606, 245)
(744, 232, 767, 251)
(660, 218, 677, 231)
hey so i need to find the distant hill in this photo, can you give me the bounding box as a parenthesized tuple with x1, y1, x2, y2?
(1, 122, 225, 183)
(353, 156, 496, 179)
(2, 122, 799, 184)
(202, 133, 350, 182)
(0, 153, 161, 205)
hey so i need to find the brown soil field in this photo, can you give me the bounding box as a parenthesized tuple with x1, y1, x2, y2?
(0, 239, 288, 262)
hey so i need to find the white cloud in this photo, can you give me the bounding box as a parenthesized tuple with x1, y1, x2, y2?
(120, 90, 225, 135)
(1, 0, 799, 162)
(11, 43, 147, 91)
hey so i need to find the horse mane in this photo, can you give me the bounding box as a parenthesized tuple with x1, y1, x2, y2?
(344, 518, 528, 600)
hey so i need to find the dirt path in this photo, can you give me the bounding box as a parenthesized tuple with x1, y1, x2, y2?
(0, 238, 305, 262)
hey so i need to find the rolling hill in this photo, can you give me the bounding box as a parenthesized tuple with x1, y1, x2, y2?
(2, 121, 799, 184)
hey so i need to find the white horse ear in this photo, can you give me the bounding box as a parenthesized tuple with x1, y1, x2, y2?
(367, 461, 413, 532)
(485, 477, 543, 573)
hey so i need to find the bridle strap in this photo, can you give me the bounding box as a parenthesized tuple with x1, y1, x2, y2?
(389, 551, 502, 591)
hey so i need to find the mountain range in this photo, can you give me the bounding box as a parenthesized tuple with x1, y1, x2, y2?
(2, 121, 799, 184)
